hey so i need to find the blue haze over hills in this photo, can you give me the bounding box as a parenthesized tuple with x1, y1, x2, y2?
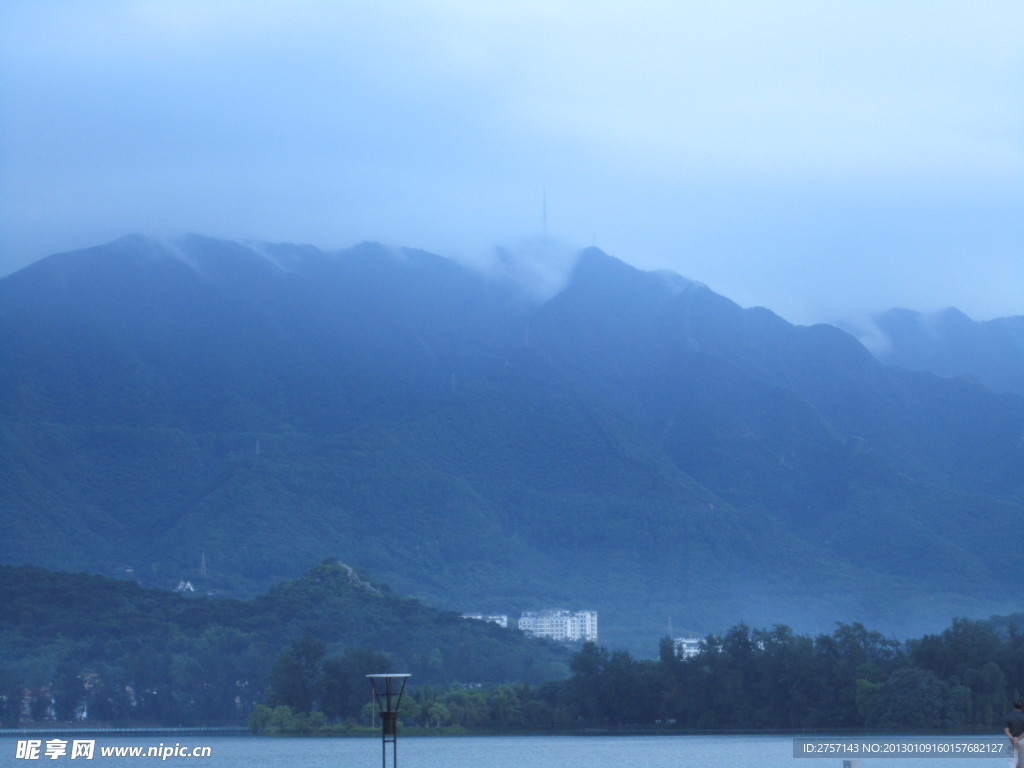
(841, 309, 1024, 397)
(2, 234, 1022, 652)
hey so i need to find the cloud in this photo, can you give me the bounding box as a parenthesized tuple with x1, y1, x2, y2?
(482, 237, 582, 302)
(1, 0, 1021, 322)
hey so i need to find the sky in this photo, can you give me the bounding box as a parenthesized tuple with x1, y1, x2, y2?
(1, 0, 1022, 324)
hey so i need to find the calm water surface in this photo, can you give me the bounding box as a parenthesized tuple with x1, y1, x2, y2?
(0, 733, 1004, 767)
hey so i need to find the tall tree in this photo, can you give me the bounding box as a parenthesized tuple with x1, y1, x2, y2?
(266, 632, 325, 713)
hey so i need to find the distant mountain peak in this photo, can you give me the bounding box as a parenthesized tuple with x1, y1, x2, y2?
(839, 306, 1024, 395)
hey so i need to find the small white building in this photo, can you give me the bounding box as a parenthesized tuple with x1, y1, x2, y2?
(518, 610, 598, 643)
(461, 613, 509, 628)
(674, 636, 703, 658)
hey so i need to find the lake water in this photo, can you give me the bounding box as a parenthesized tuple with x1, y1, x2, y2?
(0, 733, 1009, 767)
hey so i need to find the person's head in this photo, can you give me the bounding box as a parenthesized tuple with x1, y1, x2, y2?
(1014, 701, 1023, 711)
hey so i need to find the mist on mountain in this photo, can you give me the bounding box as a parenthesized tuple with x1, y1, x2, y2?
(2, 234, 1022, 652)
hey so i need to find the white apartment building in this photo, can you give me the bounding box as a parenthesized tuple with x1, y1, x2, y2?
(461, 613, 509, 628)
(674, 636, 703, 658)
(518, 610, 598, 643)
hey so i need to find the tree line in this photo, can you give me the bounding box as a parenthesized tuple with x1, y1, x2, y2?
(5, 563, 1024, 732)
(249, 617, 1024, 733)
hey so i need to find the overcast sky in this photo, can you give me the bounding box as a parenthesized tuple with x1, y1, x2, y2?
(2, 0, 1021, 324)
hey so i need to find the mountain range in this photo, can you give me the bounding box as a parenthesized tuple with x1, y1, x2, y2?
(2, 234, 1022, 651)
(841, 308, 1024, 396)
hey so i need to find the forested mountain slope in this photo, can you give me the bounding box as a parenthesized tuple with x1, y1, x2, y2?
(3, 234, 1022, 648)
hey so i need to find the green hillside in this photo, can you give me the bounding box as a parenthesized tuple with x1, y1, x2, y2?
(2, 235, 1023, 649)
(0, 561, 570, 725)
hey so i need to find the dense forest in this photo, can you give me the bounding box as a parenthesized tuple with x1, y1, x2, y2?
(0, 561, 570, 727)
(3, 562, 1023, 733)
(252, 618, 1024, 734)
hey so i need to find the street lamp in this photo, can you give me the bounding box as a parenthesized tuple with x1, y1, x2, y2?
(367, 673, 411, 768)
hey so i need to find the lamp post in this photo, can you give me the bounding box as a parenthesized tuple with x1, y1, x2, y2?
(367, 673, 410, 768)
